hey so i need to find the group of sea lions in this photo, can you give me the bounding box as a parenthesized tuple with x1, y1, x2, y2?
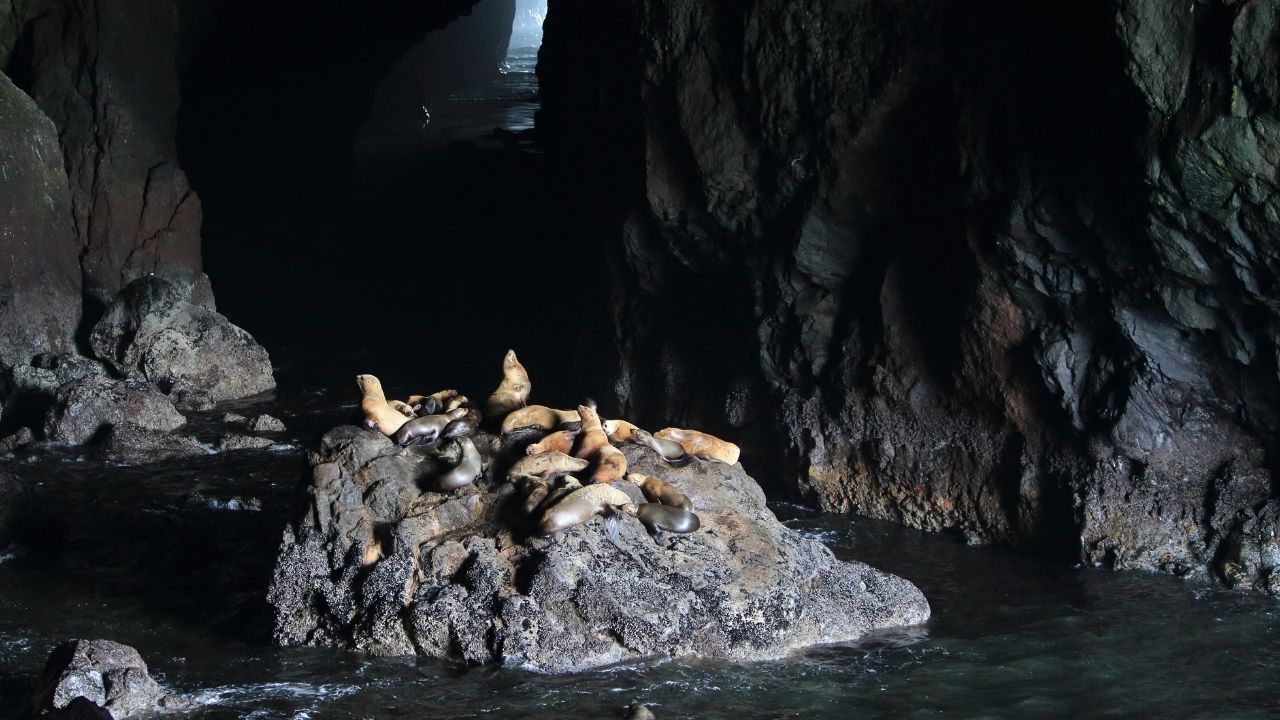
(355, 349, 741, 543)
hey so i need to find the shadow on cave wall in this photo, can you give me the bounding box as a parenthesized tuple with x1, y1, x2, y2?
(177, 0, 606, 401)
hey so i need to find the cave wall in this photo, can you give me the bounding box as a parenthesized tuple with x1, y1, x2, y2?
(540, 0, 1280, 591)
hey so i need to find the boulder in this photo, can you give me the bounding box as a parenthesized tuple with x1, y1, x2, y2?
(43, 377, 186, 446)
(89, 277, 275, 402)
(267, 426, 929, 671)
(248, 413, 286, 432)
(99, 422, 207, 465)
(218, 433, 275, 452)
(29, 639, 189, 718)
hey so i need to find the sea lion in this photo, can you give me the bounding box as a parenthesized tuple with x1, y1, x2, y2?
(631, 428, 692, 467)
(591, 445, 628, 484)
(387, 399, 417, 418)
(541, 475, 583, 509)
(501, 405, 581, 434)
(440, 408, 481, 440)
(537, 483, 635, 536)
(573, 404, 610, 459)
(525, 429, 579, 456)
(518, 475, 550, 515)
(391, 408, 468, 447)
(356, 374, 413, 436)
(411, 389, 458, 415)
(437, 437, 482, 491)
(484, 349, 530, 419)
(445, 394, 471, 412)
(574, 405, 628, 483)
(506, 451, 589, 481)
(626, 473, 693, 510)
(653, 428, 740, 465)
(635, 503, 700, 540)
(602, 419, 639, 443)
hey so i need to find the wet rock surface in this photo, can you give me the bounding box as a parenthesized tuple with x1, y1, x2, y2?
(30, 639, 189, 718)
(268, 426, 929, 671)
(0, 72, 82, 368)
(90, 277, 275, 402)
(43, 377, 186, 446)
(540, 0, 1280, 592)
(99, 423, 206, 465)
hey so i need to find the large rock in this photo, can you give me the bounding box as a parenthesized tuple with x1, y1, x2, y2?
(90, 277, 274, 402)
(267, 426, 929, 671)
(0, 71, 82, 368)
(539, 0, 1280, 592)
(43, 376, 186, 446)
(29, 639, 187, 718)
(1, 355, 110, 434)
(99, 422, 207, 465)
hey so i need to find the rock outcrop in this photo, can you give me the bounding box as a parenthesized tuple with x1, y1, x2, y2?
(43, 377, 186, 446)
(0, 72, 82, 368)
(29, 639, 189, 718)
(539, 0, 1280, 592)
(89, 277, 275, 402)
(267, 426, 929, 671)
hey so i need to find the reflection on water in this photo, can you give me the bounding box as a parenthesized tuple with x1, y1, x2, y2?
(1, 373, 1278, 719)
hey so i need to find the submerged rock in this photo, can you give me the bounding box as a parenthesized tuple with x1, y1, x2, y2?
(218, 433, 275, 452)
(43, 377, 186, 446)
(249, 414, 287, 432)
(100, 423, 207, 465)
(90, 277, 275, 402)
(29, 639, 190, 718)
(268, 426, 929, 671)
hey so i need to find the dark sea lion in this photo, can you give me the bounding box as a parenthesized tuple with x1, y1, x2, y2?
(631, 428, 692, 467)
(537, 484, 634, 536)
(484, 349, 531, 420)
(635, 503, 700, 541)
(356, 374, 412, 436)
(392, 408, 468, 447)
(437, 437, 482, 491)
(517, 475, 550, 515)
(441, 408, 482, 440)
(411, 388, 458, 415)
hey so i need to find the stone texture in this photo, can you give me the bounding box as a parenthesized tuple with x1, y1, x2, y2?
(43, 377, 186, 446)
(249, 414, 286, 432)
(218, 433, 275, 452)
(0, 71, 82, 368)
(267, 426, 929, 671)
(25, 0, 204, 305)
(539, 0, 1280, 592)
(90, 277, 275, 402)
(29, 639, 188, 718)
(99, 422, 207, 465)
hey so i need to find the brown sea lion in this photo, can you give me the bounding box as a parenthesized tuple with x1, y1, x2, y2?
(441, 408, 481, 440)
(525, 429, 579, 455)
(484, 349, 530, 419)
(631, 428, 692, 467)
(501, 405, 581, 434)
(506, 451, 589, 481)
(391, 407, 467, 446)
(626, 701, 657, 720)
(653, 428, 740, 465)
(356, 374, 412, 436)
(445, 394, 471, 412)
(537, 483, 635, 536)
(437, 437, 482, 491)
(591, 445, 628, 484)
(387, 399, 417, 418)
(573, 404, 610, 459)
(626, 473, 693, 510)
(602, 419, 639, 443)
(540, 475, 583, 509)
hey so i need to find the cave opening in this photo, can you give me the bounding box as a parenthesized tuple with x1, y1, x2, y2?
(177, 0, 602, 404)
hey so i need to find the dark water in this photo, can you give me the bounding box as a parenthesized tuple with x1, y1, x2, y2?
(1, 364, 1278, 719)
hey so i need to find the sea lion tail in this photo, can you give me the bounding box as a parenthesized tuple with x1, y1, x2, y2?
(664, 453, 693, 468)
